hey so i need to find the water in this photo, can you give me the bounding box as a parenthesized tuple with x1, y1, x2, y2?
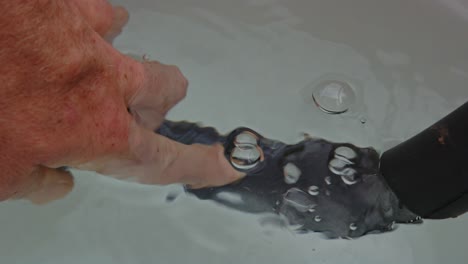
(1, 0, 468, 263)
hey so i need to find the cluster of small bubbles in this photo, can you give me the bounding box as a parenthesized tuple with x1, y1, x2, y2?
(407, 216, 423, 224)
(349, 223, 358, 231)
(308, 185, 320, 196)
(283, 163, 302, 184)
(314, 215, 322, 222)
(328, 146, 359, 185)
(311, 80, 356, 115)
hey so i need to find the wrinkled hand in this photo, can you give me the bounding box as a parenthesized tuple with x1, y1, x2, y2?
(0, 0, 243, 204)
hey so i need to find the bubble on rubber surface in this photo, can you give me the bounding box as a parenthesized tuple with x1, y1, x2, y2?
(234, 132, 258, 146)
(312, 80, 356, 114)
(230, 145, 261, 170)
(334, 146, 357, 160)
(283, 163, 302, 184)
(308, 186, 319, 196)
(349, 223, 358, 231)
(314, 215, 322, 222)
(283, 188, 315, 213)
(328, 158, 348, 175)
(341, 172, 358, 185)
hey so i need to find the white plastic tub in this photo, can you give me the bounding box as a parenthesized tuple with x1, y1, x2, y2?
(1, 0, 467, 263)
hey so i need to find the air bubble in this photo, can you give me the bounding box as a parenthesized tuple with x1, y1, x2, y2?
(283, 188, 314, 213)
(230, 145, 261, 170)
(349, 223, 357, 231)
(235, 132, 258, 146)
(308, 186, 319, 196)
(314, 215, 322, 222)
(325, 176, 332, 185)
(334, 146, 357, 160)
(328, 158, 349, 175)
(308, 207, 316, 213)
(312, 80, 356, 114)
(283, 163, 302, 184)
(341, 172, 358, 185)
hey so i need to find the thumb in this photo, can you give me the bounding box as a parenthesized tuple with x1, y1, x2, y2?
(12, 166, 74, 205)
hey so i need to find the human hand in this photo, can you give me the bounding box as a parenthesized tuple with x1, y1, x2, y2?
(0, 0, 243, 204)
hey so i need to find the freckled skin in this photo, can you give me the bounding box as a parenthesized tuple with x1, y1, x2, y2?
(0, 0, 243, 204)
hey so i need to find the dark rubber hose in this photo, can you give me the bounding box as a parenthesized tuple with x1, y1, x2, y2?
(380, 101, 468, 219)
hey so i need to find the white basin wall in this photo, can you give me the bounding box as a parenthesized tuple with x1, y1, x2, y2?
(1, 0, 467, 263)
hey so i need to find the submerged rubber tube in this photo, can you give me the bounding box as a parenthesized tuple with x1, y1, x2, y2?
(380, 101, 468, 219)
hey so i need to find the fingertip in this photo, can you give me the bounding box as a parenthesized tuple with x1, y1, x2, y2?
(103, 5, 130, 42)
(112, 6, 130, 28)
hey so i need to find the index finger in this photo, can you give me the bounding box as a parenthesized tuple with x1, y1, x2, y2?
(77, 118, 245, 188)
